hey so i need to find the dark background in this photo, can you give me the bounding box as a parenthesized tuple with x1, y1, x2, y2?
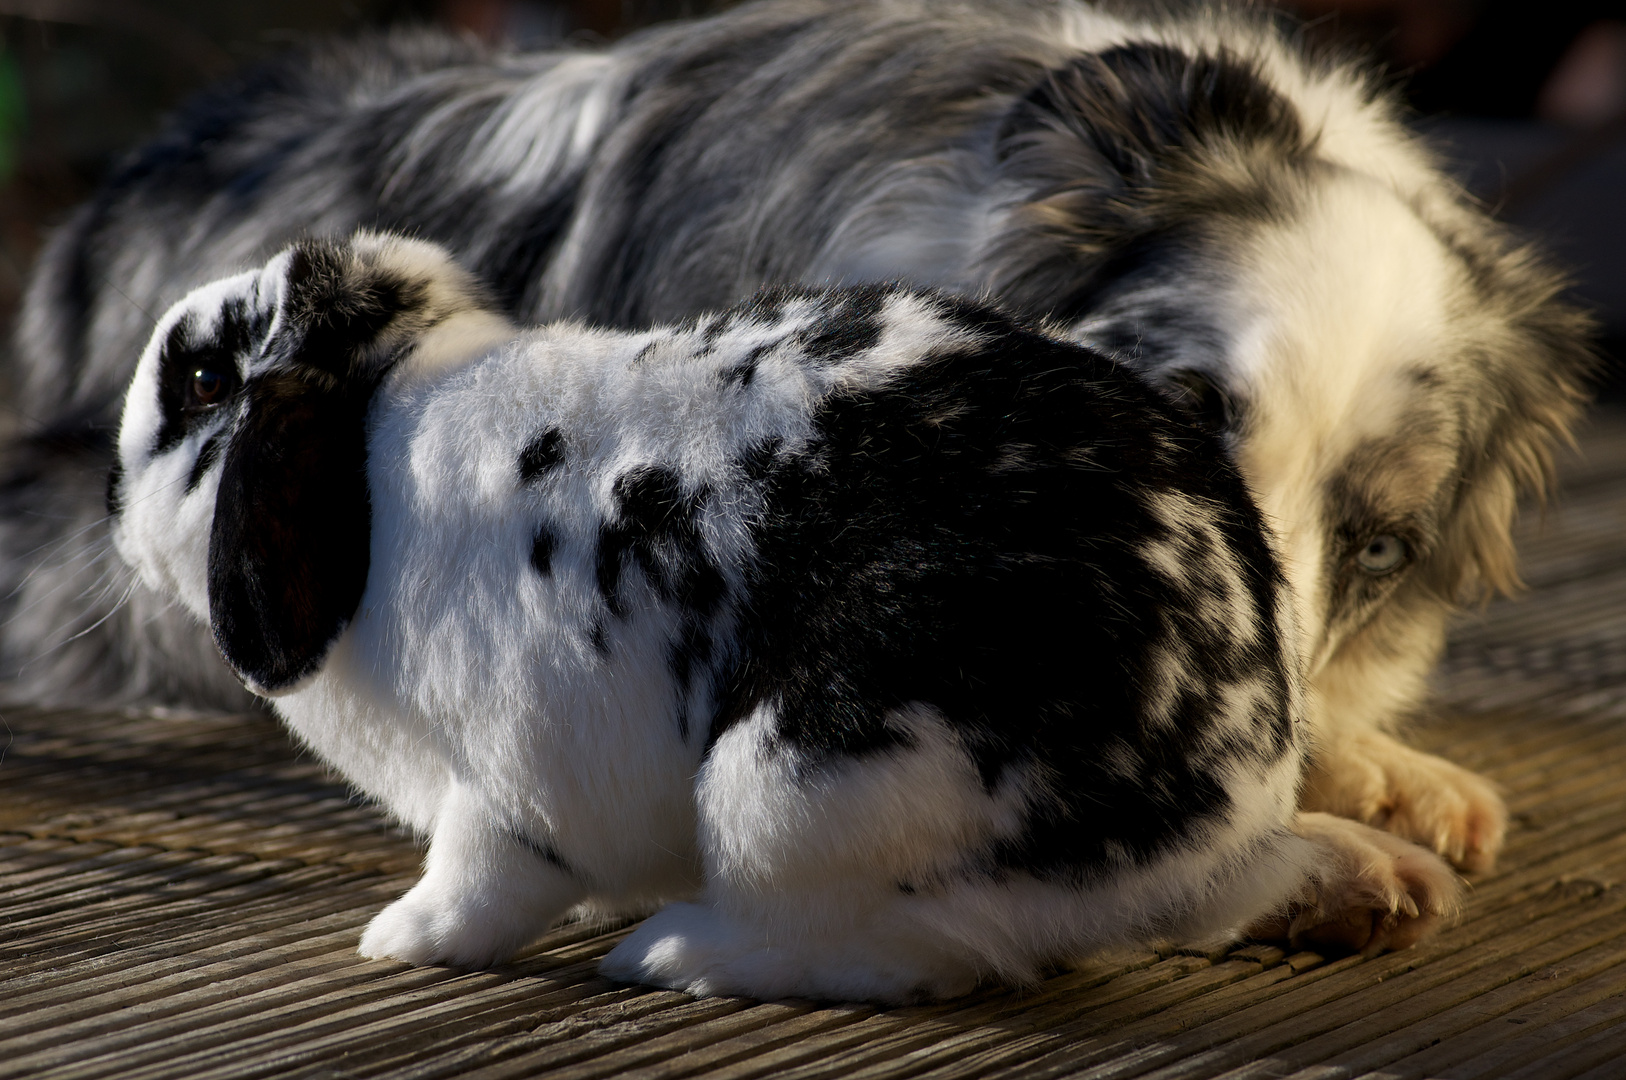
(1, 0, 1622, 390)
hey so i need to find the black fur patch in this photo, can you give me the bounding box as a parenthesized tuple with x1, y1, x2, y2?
(718, 343, 773, 389)
(209, 368, 374, 693)
(668, 617, 716, 742)
(186, 432, 226, 494)
(593, 464, 732, 739)
(530, 524, 557, 577)
(596, 466, 726, 618)
(507, 828, 571, 872)
(518, 428, 564, 483)
(615, 466, 691, 534)
(154, 303, 260, 457)
(795, 287, 887, 364)
(595, 521, 630, 620)
(104, 456, 124, 517)
(712, 296, 1294, 872)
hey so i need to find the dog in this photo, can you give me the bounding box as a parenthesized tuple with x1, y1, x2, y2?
(4, 1, 1594, 875)
(109, 231, 1461, 1001)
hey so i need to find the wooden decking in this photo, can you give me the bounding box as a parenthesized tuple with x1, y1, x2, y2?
(4, 410, 1626, 1079)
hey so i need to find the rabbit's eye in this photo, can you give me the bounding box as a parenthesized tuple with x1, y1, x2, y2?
(189, 367, 231, 406)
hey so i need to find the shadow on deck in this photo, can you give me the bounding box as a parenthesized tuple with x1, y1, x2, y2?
(4, 410, 1626, 1080)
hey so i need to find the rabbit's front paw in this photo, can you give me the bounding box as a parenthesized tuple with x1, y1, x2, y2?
(602, 901, 978, 1003)
(359, 842, 583, 968)
(601, 902, 733, 996)
(358, 890, 446, 965)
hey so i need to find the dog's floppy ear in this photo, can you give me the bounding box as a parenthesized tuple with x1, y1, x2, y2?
(208, 239, 425, 694)
(1424, 269, 1598, 603)
(1000, 42, 1305, 192)
(988, 41, 1310, 316)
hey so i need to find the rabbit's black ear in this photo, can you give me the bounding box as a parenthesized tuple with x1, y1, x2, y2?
(207, 371, 374, 694)
(206, 240, 421, 694)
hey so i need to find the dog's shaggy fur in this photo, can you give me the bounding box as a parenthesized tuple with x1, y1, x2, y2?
(110, 232, 1461, 1001)
(3, 1, 1594, 874)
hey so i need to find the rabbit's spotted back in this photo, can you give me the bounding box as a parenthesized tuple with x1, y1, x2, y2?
(112, 234, 1437, 1003)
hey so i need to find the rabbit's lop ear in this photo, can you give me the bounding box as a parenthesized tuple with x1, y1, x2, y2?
(207, 236, 442, 695)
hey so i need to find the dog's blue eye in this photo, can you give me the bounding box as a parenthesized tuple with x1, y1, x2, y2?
(1356, 534, 1407, 575)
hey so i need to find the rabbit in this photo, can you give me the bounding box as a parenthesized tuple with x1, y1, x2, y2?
(109, 231, 1462, 1003)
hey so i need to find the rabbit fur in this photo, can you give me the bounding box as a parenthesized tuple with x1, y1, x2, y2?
(110, 232, 1462, 1002)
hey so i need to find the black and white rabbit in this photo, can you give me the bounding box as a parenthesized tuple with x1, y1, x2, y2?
(110, 233, 1461, 1002)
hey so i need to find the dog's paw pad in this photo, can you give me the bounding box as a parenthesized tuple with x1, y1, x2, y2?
(1302, 732, 1508, 873)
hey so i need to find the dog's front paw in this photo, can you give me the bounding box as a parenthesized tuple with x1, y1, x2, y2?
(1301, 728, 1507, 873)
(1251, 811, 1465, 954)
